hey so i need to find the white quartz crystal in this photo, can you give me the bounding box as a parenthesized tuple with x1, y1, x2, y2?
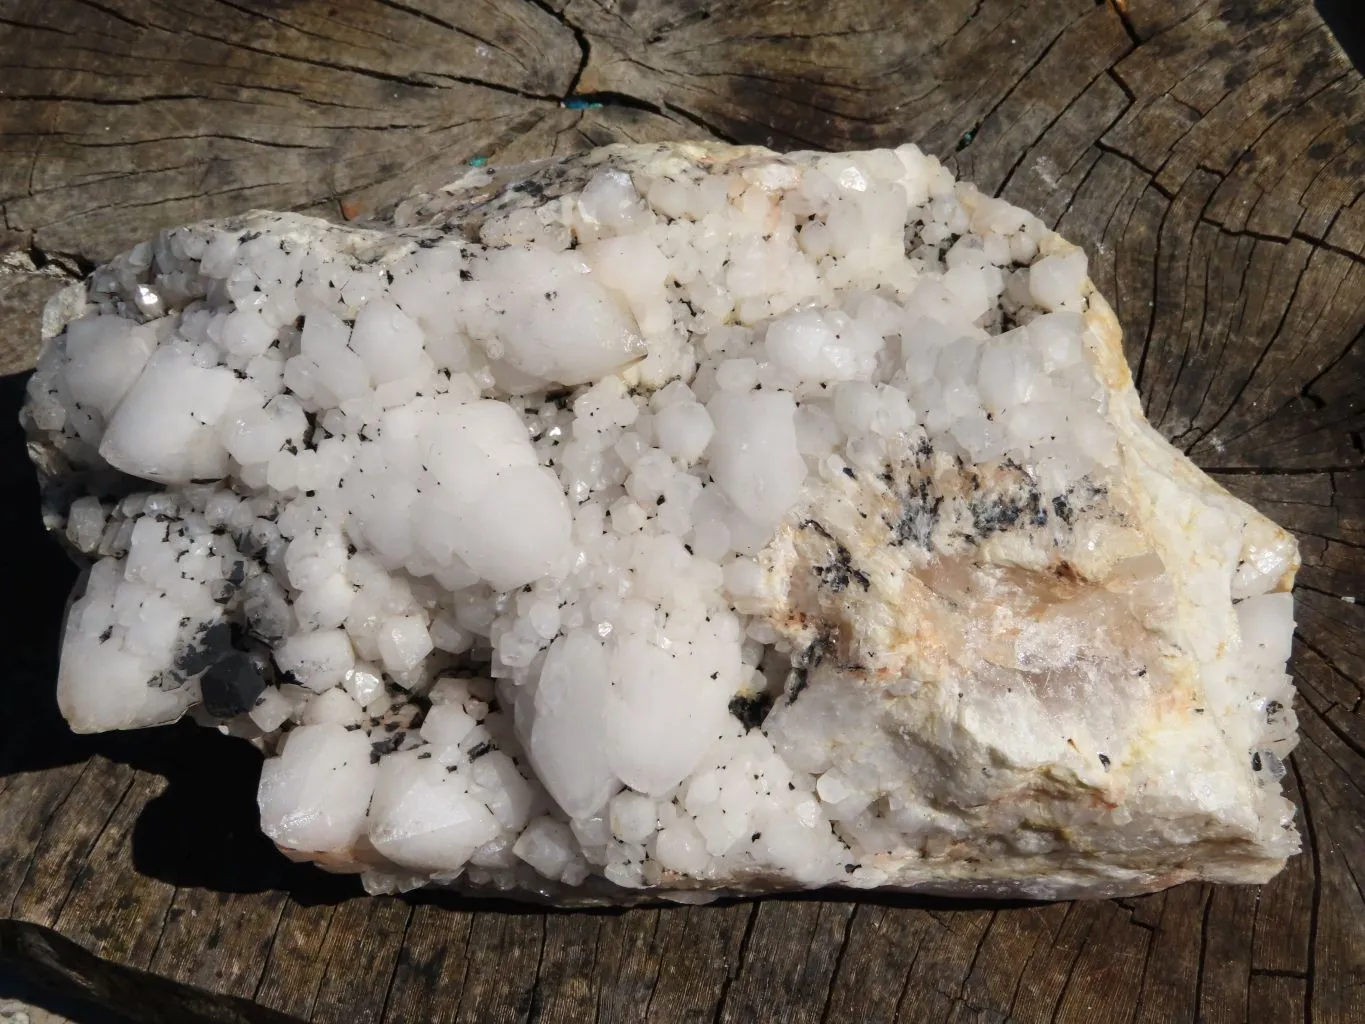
(24, 142, 1301, 902)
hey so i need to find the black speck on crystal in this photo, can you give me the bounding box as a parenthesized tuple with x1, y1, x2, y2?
(728, 693, 773, 731)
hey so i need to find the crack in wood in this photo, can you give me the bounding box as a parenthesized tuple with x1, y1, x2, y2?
(527, 0, 590, 98)
(524, 917, 548, 1024)
(1184, 241, 1317, 454)
(1182, 229, 1261, 451)
(2, 92, 200, 105)
(1132, 183, 1175, 396)
(1307, 701, 1365, 768)
(370, 0, 528, 72)
(817, 905, 858, 1024)
(1152, 175, 1222, 431)
(245, 897, 291, 1008)
(1295, 745, 1327, 1024)
(713, 903, 759, 1024)
(66, 0, 144, 30)
(195, 0, 350, 50)
(1254, 966, 1311, 978)
(1092, 140, 1173, 196)
(1107, 0, 1142, 47)
(1033, 902, 1094, 1022)
(3, 762, 97, 921)
(144, 882, 182, 982)
(0, 15, 76, 35)
(1191, 885, 1215, 1023)
(995, 61, 1138, 200)
(377, 904, 415, 1024)
(1194, 59, 1356, 202)
(954, 15, 1078, 164)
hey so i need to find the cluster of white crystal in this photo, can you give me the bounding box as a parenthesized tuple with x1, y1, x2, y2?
(25, 142, 1300, 899)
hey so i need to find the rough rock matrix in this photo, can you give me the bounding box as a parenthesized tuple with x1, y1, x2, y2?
(23, 142, 1301, 902)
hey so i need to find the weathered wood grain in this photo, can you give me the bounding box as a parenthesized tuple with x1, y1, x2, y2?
(1, 1, 1363, 1021)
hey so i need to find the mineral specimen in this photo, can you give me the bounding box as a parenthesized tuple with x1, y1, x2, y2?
(23, 142, 1301, 902)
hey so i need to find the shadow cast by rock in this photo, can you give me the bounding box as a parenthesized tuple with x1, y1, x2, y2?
(396, 871, 1047, 918)
(0, 372, 86, 779)
(1319, 0, 1365, 73)
(125, 721, 362, 907)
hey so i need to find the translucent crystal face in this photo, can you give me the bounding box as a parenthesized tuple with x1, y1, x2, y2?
(25, 142, 1299, 900)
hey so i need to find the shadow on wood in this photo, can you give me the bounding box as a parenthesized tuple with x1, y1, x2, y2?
(0, 371, 357, 907)
(1317, 0, 1365, 72)
(0, 372, 83, 778)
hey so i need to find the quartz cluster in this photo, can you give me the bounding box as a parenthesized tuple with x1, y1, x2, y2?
(24, 142, 1301, 901)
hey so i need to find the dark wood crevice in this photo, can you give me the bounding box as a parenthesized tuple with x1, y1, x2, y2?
(1, 1, 1364, 1021)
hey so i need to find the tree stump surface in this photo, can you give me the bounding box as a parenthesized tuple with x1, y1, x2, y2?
(1, 1, 1363, 1021)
